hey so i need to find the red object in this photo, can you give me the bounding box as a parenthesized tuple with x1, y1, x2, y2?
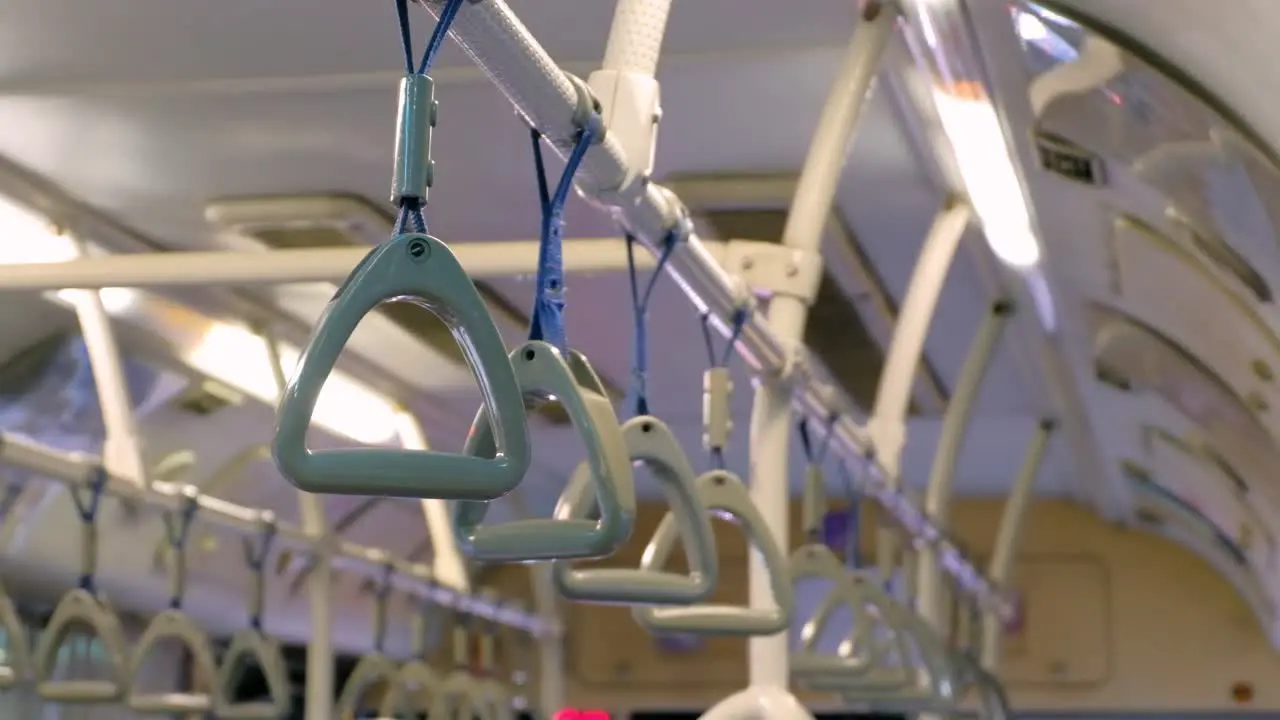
(555, 709, 610, 720)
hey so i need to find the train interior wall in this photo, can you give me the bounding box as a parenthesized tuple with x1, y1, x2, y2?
(482, 498, 1280, 714)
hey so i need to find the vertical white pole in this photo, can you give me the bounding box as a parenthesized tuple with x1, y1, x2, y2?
(590, 0, 674, 189)
(747, 1, 895, 689)
(865, 202, 971, 578)
(62, 238, 147, 490)
(981, 419, 1053, 670)
(599, 0, 673, 76)
(496, 485, 565, 717)
(392, 410, 470, 595)
(263, 331, 334, 720)
(531, 565, 566, 717)
(914, 301, 1010, 649)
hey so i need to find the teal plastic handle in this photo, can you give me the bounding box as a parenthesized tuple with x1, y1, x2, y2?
(432, 670, 481, 720)
(215, 629, 292, 719)
(274, 233, 531, 499)
(34, 589, 131, 703)
(127, 609, 219, 713)
(453, 341, 634, 562)
(379, 660, 441, 717)
(967, 662, 1011, 720)
(474, 676, 515, 720)
(335, 652, 400, 718)
(552, 415, 718, 604)
(788, 543, 851, 583)
(796, 580, 955, 710)
(632, 470, 794, 636)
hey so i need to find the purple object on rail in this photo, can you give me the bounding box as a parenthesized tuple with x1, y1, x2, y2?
(822, 510, 848, 551)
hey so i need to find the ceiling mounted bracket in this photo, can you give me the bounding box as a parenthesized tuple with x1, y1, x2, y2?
(722, 240, 823, 307)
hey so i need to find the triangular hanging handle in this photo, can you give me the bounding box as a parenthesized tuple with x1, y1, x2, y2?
(475, 676, 515, 720)
(968, 661, 1012, 720)
(0, 584, 30, 689)
(791, 577, 911, 686)
(335, 652, 401, 719)
(34, 589, 131, 703)
(632, 470, 794, 636)
(127, 609, 220, 713)
(800, 586, 957, 711)
(378, 660, 441, 717)
(214, 629, 293, 719)
(788, 543, 850, 583)
(453, 341, 634, 562)
(274, 233, 531, 499)
(431, 670, 483, 720)
(552, 415, 718, 604)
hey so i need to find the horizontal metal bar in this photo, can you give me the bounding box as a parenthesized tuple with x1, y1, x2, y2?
(0, 431, 558, 637)
(415, 0, 1014, 620)
(0, 238, 653, 291)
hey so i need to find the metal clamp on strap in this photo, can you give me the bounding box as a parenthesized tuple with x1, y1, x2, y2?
(702, 367, 733, 454)
(722, 240, 824, 306)
(391, 73, 439, 206)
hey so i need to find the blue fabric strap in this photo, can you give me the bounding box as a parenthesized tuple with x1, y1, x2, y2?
(797, 412, 839, 467)
(241, 521, 278, 630)
(527, 123, 598, 353)
(624, 231, 678, 417)
(163, 497, 200, 609)
(70, 467, 109, 592)
(699, 307, 750, 370)
(392, 0, 465, 235)
(835, 462, 862, 569)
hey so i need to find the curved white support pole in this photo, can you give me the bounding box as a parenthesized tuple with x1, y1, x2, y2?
(264, 331, 334, 720)
(484, 484, 566, 716)
(1027, 33, 1124, 119)
(701, 687, 815, 720)
(747, 2, 897, 689)
(915, 301, 1011, 650)
(866, 202, 971, 576)
(980, 419, 1053, 670)
(412, 0, 1011, 617)
(590, 0, 673, 188)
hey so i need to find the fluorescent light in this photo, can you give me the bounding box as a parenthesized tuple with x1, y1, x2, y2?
(1013, 7, 1080, 63)
(183, 322, 401, 445)
(53, 286, 140, 314)
(0, 197, 78, 263)
(1014, 10, 1048, 42)
(0, 195, 143, 313)
(931, 90, 1042, 269)
(0, 193, 401, 444)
